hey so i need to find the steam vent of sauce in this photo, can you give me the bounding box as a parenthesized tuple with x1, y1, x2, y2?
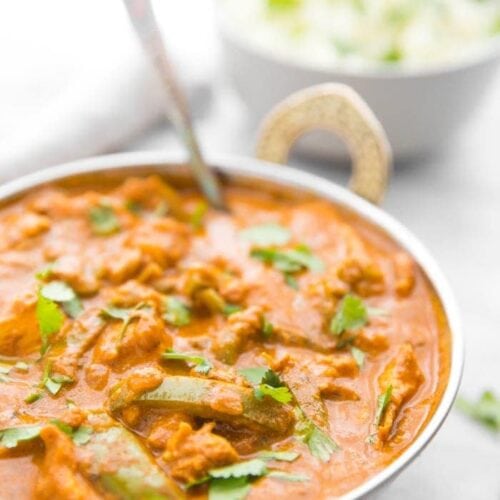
(0, 175, 451, 499)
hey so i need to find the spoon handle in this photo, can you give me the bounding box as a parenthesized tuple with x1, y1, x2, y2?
(123, 0, 226, 210)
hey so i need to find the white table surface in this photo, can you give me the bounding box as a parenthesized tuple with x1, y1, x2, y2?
(1, 1, 499, 498)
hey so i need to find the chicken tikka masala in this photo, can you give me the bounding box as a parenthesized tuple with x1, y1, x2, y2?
(0, 175, 451, 499)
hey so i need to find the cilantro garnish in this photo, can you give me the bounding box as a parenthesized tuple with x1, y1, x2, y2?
(197, 454, 308, 500)
(350, 346, 365, 368)
(89, 204, 120, 235)
(250, 244, 324, 288)
(330, 294, 368, 336)
(100, 303, 148, 339)
(261, 317, 274, 339)
(240, 223, 291, 246)
(294, 408, 339, 462)
(51, 419, 93, 445)
(40, 281, 83, 319)
(24, 392, 43, 404)
(457, 391, 500, 432)
(209, 477, 250, 500)
(162, 349, 213, 375)
(190, 201, 208, 230)
(41, 361, 73, 396)
(36, 292, 64, 355)
(223, 304, 243, 316)
(239, 367, 292, 404)
(374, 385, 393, 426)
(163, 296, 191, 327)
(0, 425, 42, 448)
(257, 450, 299, 462)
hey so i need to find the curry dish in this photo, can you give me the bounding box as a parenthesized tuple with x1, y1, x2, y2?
(0, 175, 451, 499)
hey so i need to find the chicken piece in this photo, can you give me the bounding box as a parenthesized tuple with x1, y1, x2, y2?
(100, 247, 142, 284)
(211, 306, 264, 364)
(35, 426, 101, 500)
(281, 361, 328, 430)
(0, 212, 51, 250)
(394, 252, 416, 297)
(377, 343, 424, 443)
(107, 280, 164, 310)
(148, 413, 195, 450)
(316, 353, 359, 378)
(319, 382, 359, 401)
(92, 306, 170, 368)
(180, 262, 249, 307)
(108, 366, 164, 408)
(127, 218, 190, 268)
(119, 307, 171, 356)
(337, 258, 385, 297)
(353, 330, 389, 354)
(51, 308, 105, 379)
(117, 175, 187, 220)
(50, 255, 100, 295)
(16, 212, 51, 238)
(164, 422, 239, 483)
(0, 296, 39, 356)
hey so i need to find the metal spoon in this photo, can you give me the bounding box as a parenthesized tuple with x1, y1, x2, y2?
(122, 0, 226, 210)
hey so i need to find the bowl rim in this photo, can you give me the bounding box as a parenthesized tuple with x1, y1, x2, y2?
(0, 151, 464, 499)
(218, 12, 500, 80)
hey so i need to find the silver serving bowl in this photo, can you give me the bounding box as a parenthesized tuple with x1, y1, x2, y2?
(0, 149, 463, 499)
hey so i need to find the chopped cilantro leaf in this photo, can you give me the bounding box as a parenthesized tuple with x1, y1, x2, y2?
(51, 419, 93, 445)
(240, 223, 291, 246)
(239, 367, 292, 404)
(261, 317, 274, 339)
(223, 304, 243, 316)
(374, 385, 393, 426)
(258, 450, 299, 462)
(330, 294, 368, 335)
(250, 245, 324, 288)
(40, 281, 75, 302)
(100, 304, 147, 339)
(89, 204, 120, 235)
(209, 458, 268, 479)
(163, 296, 191, 327)
(14, 361, 29, 372)
(24, 392, 43, 404)
(190, 201, 208, 230)
(208, 477, 250, 500)
(162, 349, 213, 375)
(267, 471, 309, 482)
(239, 367, 268, 385)
(350, 346, 365, 368)
(100, 306, 131, 321)
(254, 385, 292, 403)
(72, 425, 93, 445)
(125, 200, 142, 214)
(40, 281, 82, 319)
(457, 391, 500, 432)
(294, 408, 339, 462)
(36, 292, 64, 355)
(0, 425, 42, 448)
(35, 263, 54, 280)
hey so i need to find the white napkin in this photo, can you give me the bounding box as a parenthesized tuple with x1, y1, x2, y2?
(0, 0, 215, 182)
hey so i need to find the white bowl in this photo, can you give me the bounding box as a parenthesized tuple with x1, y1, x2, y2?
(218, 20, 500, 160)
(0, 151, 464, 498)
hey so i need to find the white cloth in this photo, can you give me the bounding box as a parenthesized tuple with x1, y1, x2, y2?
(0, 0, 214, 181)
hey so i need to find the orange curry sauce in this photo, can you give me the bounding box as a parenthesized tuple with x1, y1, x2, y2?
(0, 175, 451, 499)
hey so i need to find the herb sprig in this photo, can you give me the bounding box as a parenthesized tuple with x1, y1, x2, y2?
(162, 349, 213, 375)
(239, 367, 292, 404)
